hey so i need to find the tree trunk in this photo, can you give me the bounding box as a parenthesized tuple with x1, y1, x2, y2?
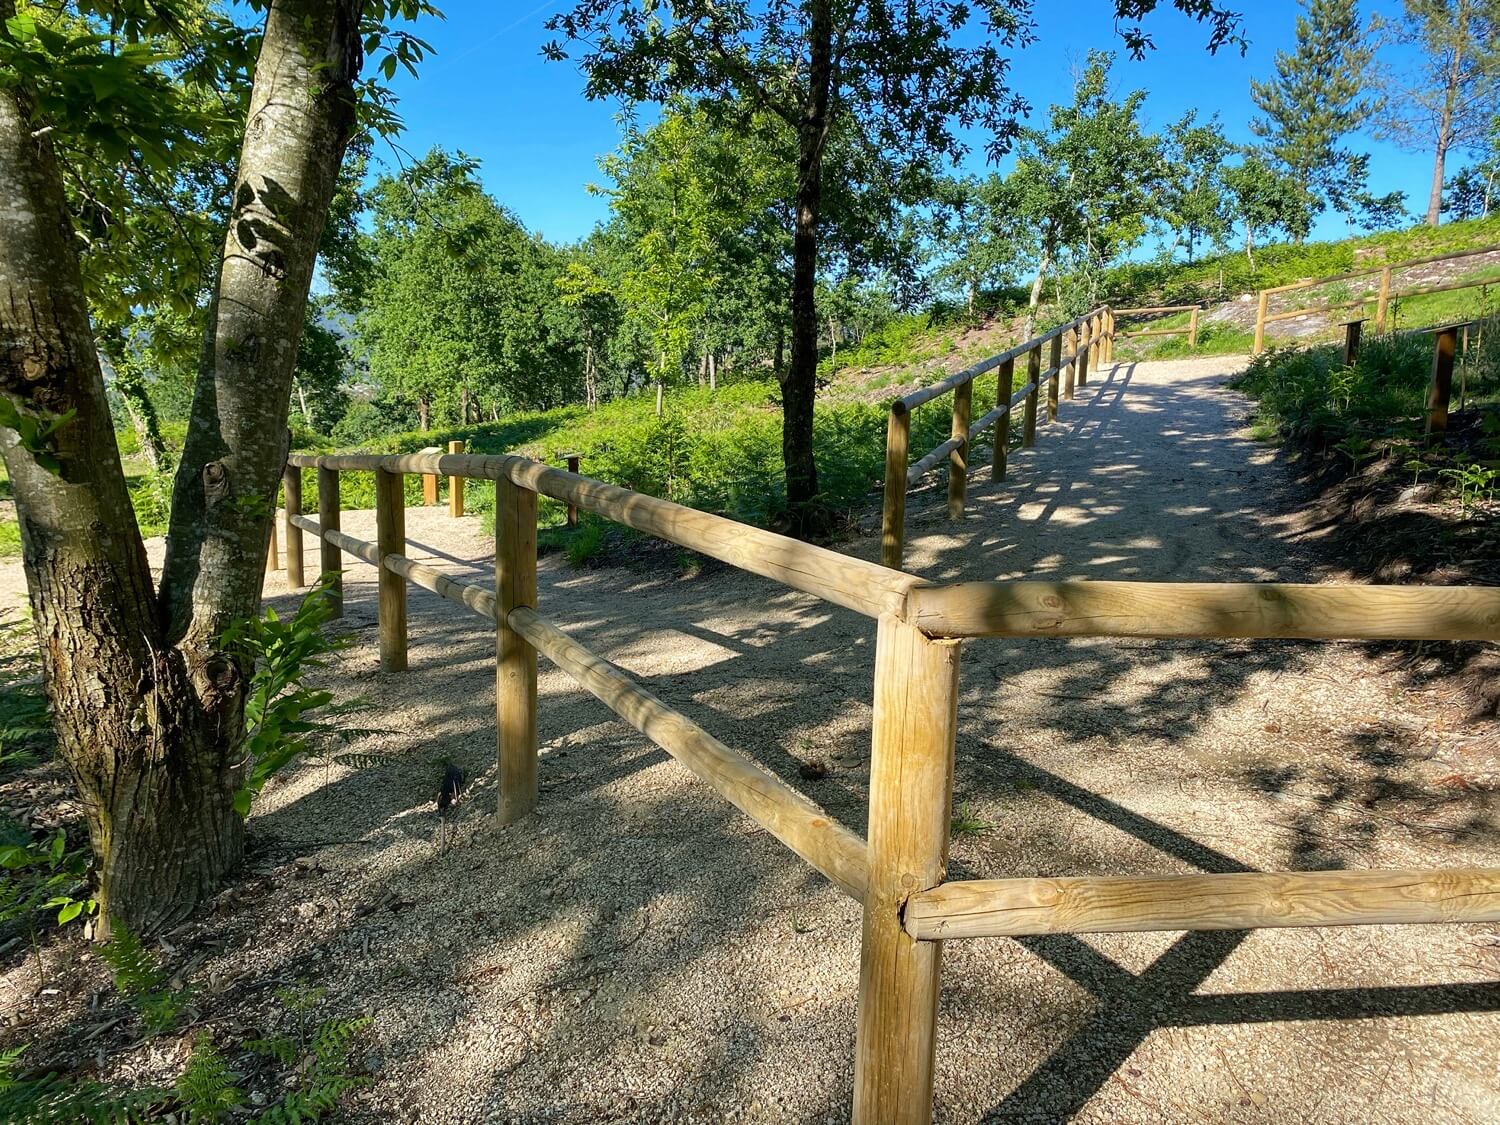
(1, 0, 365, 937)
(584, 344, 598, 410)
(782, 0, 834, 532)
(293, 377, 312, 428)
(1427, 37, 1466, 227)
(1024, 245, 1053, 340)
(98, 345, 169, 473)
(417, 396, 430, 431)
(708, 351, 717, 392)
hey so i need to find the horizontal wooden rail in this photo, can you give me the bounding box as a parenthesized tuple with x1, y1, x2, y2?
(385, 552, 498, 622)
(1253, 243, 1500, 351)
(903, 869, 1500, 939)
(898, 309, 1105, 412)
(291, 451, 924, 621)
(322, 527, 380, 567)
(1262, 244, 1499, 297)
(508, 606, 870, 901)
(907, 438, 964, 484)
(1113, 304, 1198, 316)
(289, 513, 320, 536)
(905, 580, 1500, 641)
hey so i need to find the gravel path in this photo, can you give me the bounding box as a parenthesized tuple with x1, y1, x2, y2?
(6, 355, 1500, 1122)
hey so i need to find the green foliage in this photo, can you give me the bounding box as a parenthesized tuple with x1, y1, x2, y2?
(175, 1037, 245, 1124)
(353, 148, 585, 426)
(0, 1045, 165, 1125)
(0, 821, 94, 930)
(0, 400, 75, 477)
(99, 924, 190, 1035)
(223, 580, 364, 816)
(1249, 0, 1378, 223)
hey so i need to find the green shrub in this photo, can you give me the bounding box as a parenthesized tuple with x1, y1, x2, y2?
(224, 580, 367, 816)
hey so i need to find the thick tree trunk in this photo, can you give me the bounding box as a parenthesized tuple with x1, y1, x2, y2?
(782, 0, 834, 533)
(1, 0, 364, 937)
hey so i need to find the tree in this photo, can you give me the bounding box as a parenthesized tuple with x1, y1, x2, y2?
(0, 0, 434, 935)
(1250, 0, 1374, 227)
(1158, 111, 1234, 261)
(1373, 0, 1500, 226)
(929, 174, 1025, 322)
(355, 149, 582, 428)
(1222, 151, 1313, 268)
(292, 304, 353, 434)
(1010, 51, 1164, 335)
(546, 0, 1246, 532)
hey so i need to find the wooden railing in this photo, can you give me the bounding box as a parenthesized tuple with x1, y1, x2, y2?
(1252, 243, 1500, 354)
(1114, 302, 1201, 347)
(880, 306, 1115, 569)
(276, 448, 1500, 1125)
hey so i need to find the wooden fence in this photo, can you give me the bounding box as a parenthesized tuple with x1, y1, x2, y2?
(1252, 243, 1500, 354)
(1114, 302, 1201, 346)
(881, 306, 1115, 569)
(272, 447, 1500, 1124)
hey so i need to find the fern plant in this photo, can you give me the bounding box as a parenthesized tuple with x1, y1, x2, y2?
(0, 1045, 165, 1124)
(98, 924, 189, 1035)
(175, 1036, 244, 1124)
(223, 579, 369, 815)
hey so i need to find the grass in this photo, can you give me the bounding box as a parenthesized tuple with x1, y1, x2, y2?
(1230, 319, 1500, 472)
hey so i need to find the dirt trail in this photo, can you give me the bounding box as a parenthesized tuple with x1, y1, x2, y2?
(5, 356, 1500, 1123)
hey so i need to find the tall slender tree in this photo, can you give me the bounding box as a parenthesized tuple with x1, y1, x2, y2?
(1374, 0, 1500, 226)
(1250, 0, 1374, 227)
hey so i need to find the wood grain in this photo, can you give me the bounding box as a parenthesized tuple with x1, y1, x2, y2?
(904, 869, 1500, 939)
(906, 579, 1500, 641)
(853, 615, 961, 1125)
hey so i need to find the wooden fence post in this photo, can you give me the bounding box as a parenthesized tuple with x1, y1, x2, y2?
(880, 403, 910, 570)
(1047, 333, 1062, 421)
(1426, 325, 1459, 440)
(993, 357, 1014, 481)
(1022, 344, 1040, 447)
(448, 439, 465, 517)
(318, 465, 342, 618)
(496, 474, 539, 824)
(564, 453, 581, 526)
(266, 519, 279, 573)
(1253, 289, 1269, 355)
(852, 614, 961, 1125)
(375, 466, 407, 672)
(423, 472, 438, 506)
(283, 463, 303, 591)
(1343, 319, 1364, 367)
(1077, 321, 1091, 389)
(948, 379, 971, 520)
(1188, 306, 1200, 349)
(1375, 265, 1393, 332)
(1064, 325, 1078, 400)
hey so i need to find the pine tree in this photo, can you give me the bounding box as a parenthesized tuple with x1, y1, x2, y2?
(1250, 0, 1375, 228)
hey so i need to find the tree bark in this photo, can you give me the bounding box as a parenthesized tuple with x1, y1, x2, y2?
(782, 0, 834, 533)
(1, 0, 365, 937)
(1024, 245, 1053, 340)
(1427, 36, 1466, 227)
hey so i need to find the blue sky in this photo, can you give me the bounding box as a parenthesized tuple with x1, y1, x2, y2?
(375, 0, 1434, 248)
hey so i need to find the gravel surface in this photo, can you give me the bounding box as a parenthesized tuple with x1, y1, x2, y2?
(4, 355, 1499, 1123)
